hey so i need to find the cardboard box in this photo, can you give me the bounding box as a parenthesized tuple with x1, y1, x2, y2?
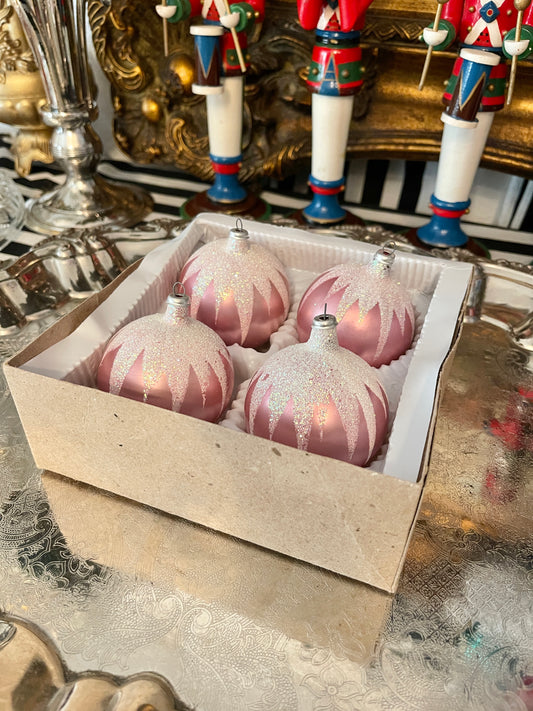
(4, 214, 473, 592)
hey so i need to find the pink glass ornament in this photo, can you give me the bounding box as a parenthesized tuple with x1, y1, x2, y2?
(96, 283, 234, 422)
(296, 243, 415, 367)
(245, 311, 389, 467)
(179, 221, 290, 348)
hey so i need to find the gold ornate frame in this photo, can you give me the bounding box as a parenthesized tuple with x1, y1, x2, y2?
(88, 0, 533, 184)
(0, 0, 52, 176)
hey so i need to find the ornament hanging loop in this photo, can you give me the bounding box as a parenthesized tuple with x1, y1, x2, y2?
(173, 281, 186, 297)
(371, 241, 397, 273)
(227, 218, 250, 254)
(167, 281, 191, 316)
(229, 218, 249, 240)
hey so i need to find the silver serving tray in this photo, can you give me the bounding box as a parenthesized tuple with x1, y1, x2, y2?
(0, 219, 188, 334)
(0, 221, 532, 710)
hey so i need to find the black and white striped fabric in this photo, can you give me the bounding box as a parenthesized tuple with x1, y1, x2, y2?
(0, 140, 531, 265)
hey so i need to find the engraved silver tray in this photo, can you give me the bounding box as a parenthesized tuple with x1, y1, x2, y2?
(0, 219, 188, 334)
(0, 221, 531, 711)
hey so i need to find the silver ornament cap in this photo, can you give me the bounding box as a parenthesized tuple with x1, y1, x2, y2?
(370, 241, 396, 276)
(165, 281, 191, 321)
(311, 310, 337, 330)
(309, 307, 339, 350)
(227, 219, 250, 254)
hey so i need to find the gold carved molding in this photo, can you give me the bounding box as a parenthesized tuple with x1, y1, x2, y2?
(0, 0, 52, 176)
(88, 0, 533, 183)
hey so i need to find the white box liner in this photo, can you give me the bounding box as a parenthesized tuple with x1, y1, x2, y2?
(22, 213, 473, 483)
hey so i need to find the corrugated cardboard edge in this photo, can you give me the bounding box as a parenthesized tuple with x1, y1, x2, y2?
(4, 257, 472, 595)
(388, 302, 468, 592)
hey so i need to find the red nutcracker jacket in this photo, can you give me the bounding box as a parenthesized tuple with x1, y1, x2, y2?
(297, 0, 374, 33)
(441, 0, 533, 48)
(188, 0, 264, 26)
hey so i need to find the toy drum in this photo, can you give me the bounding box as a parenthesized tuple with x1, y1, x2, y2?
(191, 24, 224, 95)
(444, 47, 503, 120)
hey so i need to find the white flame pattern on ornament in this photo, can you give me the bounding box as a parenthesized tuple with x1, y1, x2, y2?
(296, 246, 415, 367)
(105, 316, 232, 410)
(180, 225, 290, 347)
(245, 315, 389, 465)
(97, 289, 234, 421)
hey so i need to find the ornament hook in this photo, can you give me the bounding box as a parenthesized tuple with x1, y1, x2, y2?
(173, 281, 186, 297)
(230, 218, 249, 238)
(372, 242, 396, 271)
(166, 281, 190, 314)
(228, 219, 250, 251)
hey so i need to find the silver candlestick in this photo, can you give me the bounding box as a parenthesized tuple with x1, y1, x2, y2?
(9, 0, 153, 235)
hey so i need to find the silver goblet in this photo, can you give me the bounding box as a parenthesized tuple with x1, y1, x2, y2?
(9, 0, 153, 235)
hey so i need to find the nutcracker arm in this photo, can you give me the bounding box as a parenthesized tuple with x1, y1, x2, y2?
(418, 0, 453, 91)
(297, 0, 322, 31)
(297, 0, 375, 32)
(421, 19, 455, 51)
(156, 0, 192, 23)
(503, 24, 533, 59)
(156, 0, 194, 57)
(338, 0, 376, 32)
(225, 2, 261, 33)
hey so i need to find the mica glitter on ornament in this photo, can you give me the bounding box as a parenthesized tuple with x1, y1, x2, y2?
(96, 283, 234, 423)
(244, 311, 389, 467)
(179, 220, 290, 348)
(296, 243, 415, 367)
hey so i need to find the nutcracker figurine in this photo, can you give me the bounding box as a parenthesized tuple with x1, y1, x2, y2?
(297, 0, 375, 224)
(416, 0, 533, 248)
(156, 0, 266, 216)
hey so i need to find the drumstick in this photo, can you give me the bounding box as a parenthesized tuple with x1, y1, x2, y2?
(156, 0, 175, 57)
(506, 0, 532, 105)
(419, 0, 450, 91)
(163, 2, 169, 57)
(221, 0, 247, 73)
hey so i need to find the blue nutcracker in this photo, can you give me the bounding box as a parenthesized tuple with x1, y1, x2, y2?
(157, 0, 264, 211)
(416, 0, 533, 249)
(297, 0, 375, 224)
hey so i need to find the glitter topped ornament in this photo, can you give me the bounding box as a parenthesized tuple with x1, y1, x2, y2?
(179, 221, 290, 348)
(296, 243, 415, 367)
(96, 283, 234, 422)
(244, 311, 389, 467)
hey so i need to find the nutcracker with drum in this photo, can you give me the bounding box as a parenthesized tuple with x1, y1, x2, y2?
(296, 0, 375, 225)
(415, 0, 533, 251)
(156, 0, 267, 218)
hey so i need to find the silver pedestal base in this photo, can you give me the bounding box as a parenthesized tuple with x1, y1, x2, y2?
(8, 0, 155, 238)
(24, 174, 154, 236)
